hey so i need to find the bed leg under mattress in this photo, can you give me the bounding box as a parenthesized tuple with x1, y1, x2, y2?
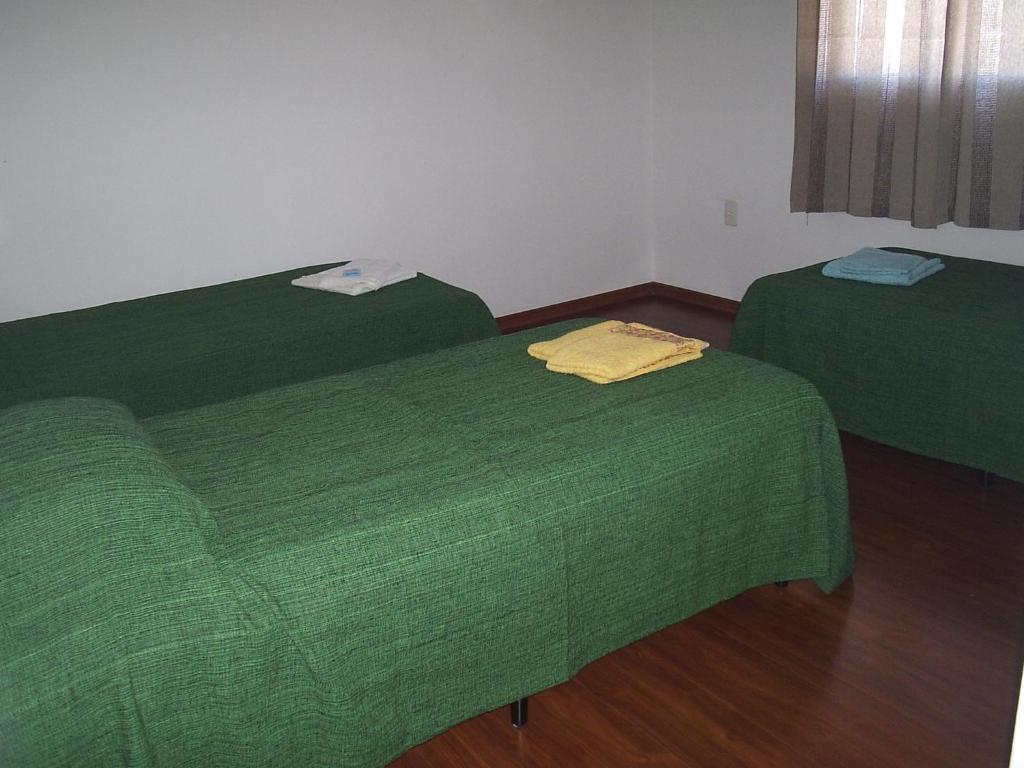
(510, 697, 529, 728)
(774, 581, 789, 587)
(979, 471, 993, 490)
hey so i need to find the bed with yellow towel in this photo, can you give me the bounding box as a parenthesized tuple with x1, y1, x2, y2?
(1, 318, 851, 768)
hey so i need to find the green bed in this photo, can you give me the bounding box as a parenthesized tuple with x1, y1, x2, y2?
(0, 322, 854, 767)
(729, 249, 1024, 484)
(0, 264, 498, 417)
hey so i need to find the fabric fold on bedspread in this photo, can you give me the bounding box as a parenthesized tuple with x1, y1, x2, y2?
(822, 247, 944, 286)
(528, 321, 708, 384)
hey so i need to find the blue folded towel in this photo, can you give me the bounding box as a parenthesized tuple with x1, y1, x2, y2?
(822, 247, 945, 286)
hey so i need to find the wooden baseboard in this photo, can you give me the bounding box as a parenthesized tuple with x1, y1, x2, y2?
(648, 282, 740, 316)
(496, 283, 653, 334)
(495, 282, 738, 334)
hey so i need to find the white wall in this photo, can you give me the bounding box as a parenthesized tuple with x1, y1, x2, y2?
(0, 1, 653, 322)
(4, 1, 1021, 325)
(650, 0, 1023, 302)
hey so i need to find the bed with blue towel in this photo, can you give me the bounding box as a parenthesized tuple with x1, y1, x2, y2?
(730, 247, 1024, 484)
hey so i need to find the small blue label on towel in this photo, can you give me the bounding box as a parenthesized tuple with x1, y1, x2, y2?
(342, 268, 361, 277)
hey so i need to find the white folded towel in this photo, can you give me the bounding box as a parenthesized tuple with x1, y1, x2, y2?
(291, 259, 418, 296)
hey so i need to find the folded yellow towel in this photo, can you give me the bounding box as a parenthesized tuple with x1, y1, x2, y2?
(557, 347, 705, 384)
(527, 320, 622, 362)
(529, 321, 709, 384)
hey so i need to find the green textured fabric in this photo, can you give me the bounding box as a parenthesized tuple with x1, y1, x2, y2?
(0, 399, 268, 766)
(0, 264, 497, 417)
(729, 250, 1024, 483)
(1, 323, 853, 767)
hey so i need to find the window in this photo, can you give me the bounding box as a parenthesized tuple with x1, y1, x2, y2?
(791, 0, 1024, 230)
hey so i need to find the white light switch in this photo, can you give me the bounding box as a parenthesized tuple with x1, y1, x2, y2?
(724, 199, 738, 227)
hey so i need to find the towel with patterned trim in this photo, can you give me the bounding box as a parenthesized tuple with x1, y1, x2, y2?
(528, 321, 708, 384)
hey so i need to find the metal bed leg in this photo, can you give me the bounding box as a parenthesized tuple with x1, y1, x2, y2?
(774, 581, 789, 587)
(510, 697, 528, 728)
(979, 470, 993, 490)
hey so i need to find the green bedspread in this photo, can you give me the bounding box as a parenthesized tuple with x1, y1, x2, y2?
(0, 322, 853, 767)
(0, 264, 497, 417)
(729, 250, 1024, 483)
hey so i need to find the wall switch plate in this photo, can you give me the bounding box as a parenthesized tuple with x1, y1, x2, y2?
(724, 199, 738, 227)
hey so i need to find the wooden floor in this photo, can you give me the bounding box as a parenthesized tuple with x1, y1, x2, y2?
(391, 297, 1024, 768)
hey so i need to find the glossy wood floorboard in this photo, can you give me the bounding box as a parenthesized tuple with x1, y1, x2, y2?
(390, 300, 1024, 768)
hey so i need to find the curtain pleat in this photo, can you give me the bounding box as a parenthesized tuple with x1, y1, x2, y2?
(791, 0, 1024, 230)
(989, 0, 1024, 228)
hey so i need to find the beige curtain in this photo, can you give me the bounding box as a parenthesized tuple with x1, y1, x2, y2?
(791, 0, 1024, 230)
